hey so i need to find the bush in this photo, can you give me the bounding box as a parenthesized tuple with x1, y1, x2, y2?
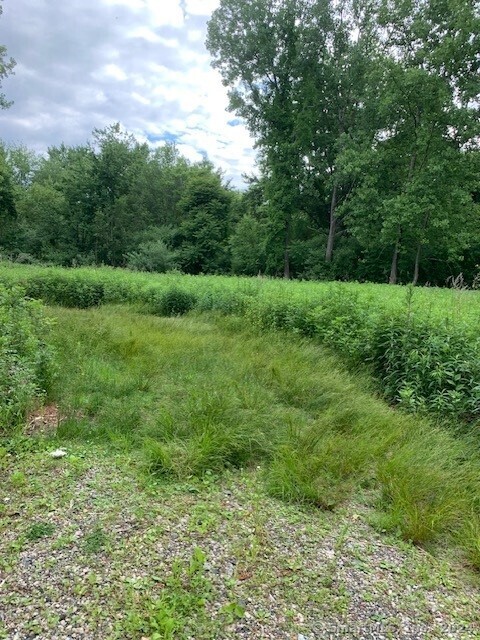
(146, 286, 198, 316)
(125, 239, 178, 273)
(0, 285, 55, 432)
(23, 273, 105, 308)
(368, 313, 480, 419)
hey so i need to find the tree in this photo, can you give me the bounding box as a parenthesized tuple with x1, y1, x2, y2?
(32, 144, 97, 262)
(230, 214, 268, 275)
(177, 170, 232, 274)
(0, 1, 15, 109)
(339, 0, 480, 283)
(293, 0, 381, 263)
(15, 183, 70, 262)
(0, 146, 16, 249)
(91, 124, 150, 264)
(207, 0, 306, 277)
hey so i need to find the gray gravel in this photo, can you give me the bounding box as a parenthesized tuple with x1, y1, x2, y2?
(1, 446, 479, 639)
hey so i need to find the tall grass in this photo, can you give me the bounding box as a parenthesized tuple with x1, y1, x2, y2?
(0, 262, 478, 423)
(0, 285, 55, 432)
(46, 307, 480, 568)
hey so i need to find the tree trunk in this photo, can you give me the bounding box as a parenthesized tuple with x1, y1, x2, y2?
(325, 182, 338, 263)
(412, 243, 421, 286)
(283, 219, 290, 279)
(389, 229, 401, 285)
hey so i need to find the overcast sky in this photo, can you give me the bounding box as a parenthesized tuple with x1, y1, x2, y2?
(0, 0, 256, 188)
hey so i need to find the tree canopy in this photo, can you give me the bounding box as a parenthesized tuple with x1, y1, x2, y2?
(0, 1, 15, 109)
(0, 0, 479, 285)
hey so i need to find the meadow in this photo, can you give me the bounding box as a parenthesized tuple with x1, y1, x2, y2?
(1, 263, 480, 637)
(1, 262, 479, 420)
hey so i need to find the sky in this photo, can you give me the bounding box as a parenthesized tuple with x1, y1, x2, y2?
(0, 0, 257, 188)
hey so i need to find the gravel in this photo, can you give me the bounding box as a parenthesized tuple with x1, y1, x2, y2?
(1, 444, 479, 639)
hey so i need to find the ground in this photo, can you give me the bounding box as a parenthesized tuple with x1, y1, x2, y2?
(1, 441, 479, 640)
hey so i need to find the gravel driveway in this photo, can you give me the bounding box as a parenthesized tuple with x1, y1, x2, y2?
(1, 443, 479, 639)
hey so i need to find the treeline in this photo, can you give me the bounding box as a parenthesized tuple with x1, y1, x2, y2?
(207, 0, 480, 285)
(0, 2, 479, 285)
(1, 120, 478, 285)
(0, 125, 241, 275)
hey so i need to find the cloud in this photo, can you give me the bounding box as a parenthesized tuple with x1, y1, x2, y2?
(0, 0, 256, 188)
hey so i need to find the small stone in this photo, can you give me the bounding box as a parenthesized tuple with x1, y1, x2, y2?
(50, 449, 67, 458)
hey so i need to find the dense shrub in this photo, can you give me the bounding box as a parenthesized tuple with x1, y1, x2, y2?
(22, 273, 105, 308)
(0, 285, 55, 432)
(145, 286, 198, 316)
(125, 240, 178, 273)
(368, 314, 480, 418)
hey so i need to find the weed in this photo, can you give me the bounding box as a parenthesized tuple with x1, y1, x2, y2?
(147, 286, 197, 316)
(83, 525, 109, 554)
(1, 263, 479, 422)
(26, 522, 55, 541)
(9, 471, 28, 488)
(122, 548, 212, 639)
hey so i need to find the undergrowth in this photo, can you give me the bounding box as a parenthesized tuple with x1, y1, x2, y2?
(0, 284, 55, 433)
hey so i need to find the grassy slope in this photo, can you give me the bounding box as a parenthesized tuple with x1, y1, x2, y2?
(13, 307, 480, 551)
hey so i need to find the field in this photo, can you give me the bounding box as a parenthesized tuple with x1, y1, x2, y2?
(1, 264, 480, 639)
(1, 262, 479, 324)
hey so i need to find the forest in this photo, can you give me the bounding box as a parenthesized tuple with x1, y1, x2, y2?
(0, 0, 479, 286)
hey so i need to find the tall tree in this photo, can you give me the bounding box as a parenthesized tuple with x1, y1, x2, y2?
(0, 146, 16, 249)
(340, 0, 480, 283)
(177, 169, 232, 274)
(0, 1, 15, 109)
(91, 124, 150, 264)
(294, 0, 380, 263)
(207, 0, 306, 277)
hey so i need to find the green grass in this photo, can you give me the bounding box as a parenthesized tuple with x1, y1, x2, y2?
(1, 262, 479, 571)
(1, 262, 478, 422)
(36, 305, 480, 567)
(0, 261, 478, 325)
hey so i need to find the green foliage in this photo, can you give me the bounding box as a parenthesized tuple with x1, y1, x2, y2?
(44, 303, 480, 565)
(25, 522, 55, 541)
(83, 525, 109, 554)
(177, 171, 232, 275)
(123, 548, 212, 639)
(369, 313, 480, 418)
(145, 286, 197, 317)
(1, 264, 479, 422)
(125, 239, 178, 273)
(0, 284, 55, 432)
(24, 273, 106, 308)
(229, 214, 268, 275)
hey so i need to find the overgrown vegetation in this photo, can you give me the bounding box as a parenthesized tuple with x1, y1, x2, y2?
(24, 303, 476, 570)
(1, 264, 478, 423)
(0, 283, 55, 432)
(1, 265, 479, 571)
